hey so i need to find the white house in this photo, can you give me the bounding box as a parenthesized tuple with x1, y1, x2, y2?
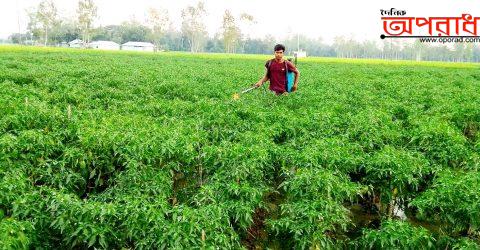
(68, 39, 84, 48)
(122, 41, 155, 52)
(88, 41, 120, 50)
(294, 50, 307, 58)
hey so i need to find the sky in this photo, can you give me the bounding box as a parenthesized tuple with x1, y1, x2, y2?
(1, 0, 479, 44)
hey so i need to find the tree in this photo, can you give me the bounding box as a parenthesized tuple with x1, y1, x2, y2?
(26, 7, 40, 44)
(77, 0, 97, 44)
(205, 34, 223, 53)
(243, 38, 270, 54)
(8, 33, 29, 44)
(221, 10, 240, 53)
(35, 0, 58, 46)
(92, 25, 123, 44)
(181, 2, 208, 53)
(472, 45, 480, 62)
(413, 40, 425, 61)
(237, 13, 255, 53)
(239, 13, 255, 31)
(381, 38, 401, 60)
(119, 20, 151, 44)
(282, 35, 334, 57)
(160, 29, 189, 51)
(50, 19, 80, 44)
(361, 40, 381, 59)
(146, 7, 170, 50)
(91, 22, 152, 45)
(333, 36, 347, 58)
(464, 43, 474, 62)
(453, 43, 465, 62)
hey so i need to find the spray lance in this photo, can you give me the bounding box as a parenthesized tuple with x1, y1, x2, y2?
(232, 85, 261, 100)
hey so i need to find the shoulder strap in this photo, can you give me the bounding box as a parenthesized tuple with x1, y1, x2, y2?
(284, 60, 289, 91)
(266, 59, 274, 77)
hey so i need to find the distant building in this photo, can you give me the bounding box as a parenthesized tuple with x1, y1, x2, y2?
(68, 39, 84, 48)
(88, 41, 120, 50)
(294, 50, 307, 58)
(122, 41, 155, 52)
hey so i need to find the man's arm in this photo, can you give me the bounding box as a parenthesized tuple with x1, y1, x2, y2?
(255, 62, 270, 87)
(254, 75, 269, 88)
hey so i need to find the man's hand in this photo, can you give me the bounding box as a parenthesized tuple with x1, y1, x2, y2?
(254, 76, 268, 88)
(292, 83, 298, 92)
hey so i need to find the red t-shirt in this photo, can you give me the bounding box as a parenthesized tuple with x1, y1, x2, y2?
(265, 59, 297, 94)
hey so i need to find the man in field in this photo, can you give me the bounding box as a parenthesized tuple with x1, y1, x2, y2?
(254, 44, 300, 95)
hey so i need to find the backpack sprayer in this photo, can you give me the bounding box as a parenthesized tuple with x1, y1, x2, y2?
(233, 53, 298, 100)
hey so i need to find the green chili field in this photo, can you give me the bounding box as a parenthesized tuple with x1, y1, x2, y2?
(0, 46, 479, 249)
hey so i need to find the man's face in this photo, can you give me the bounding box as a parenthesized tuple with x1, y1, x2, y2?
(274, 50, 284, 60)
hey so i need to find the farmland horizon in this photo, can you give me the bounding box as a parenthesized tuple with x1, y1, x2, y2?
(1, 44, 479, 68)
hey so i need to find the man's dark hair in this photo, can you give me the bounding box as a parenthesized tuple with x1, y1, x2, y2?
(274, 44, 285, 52)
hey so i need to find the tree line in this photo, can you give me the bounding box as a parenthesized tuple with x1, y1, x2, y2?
(6, 0, 480, 62)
